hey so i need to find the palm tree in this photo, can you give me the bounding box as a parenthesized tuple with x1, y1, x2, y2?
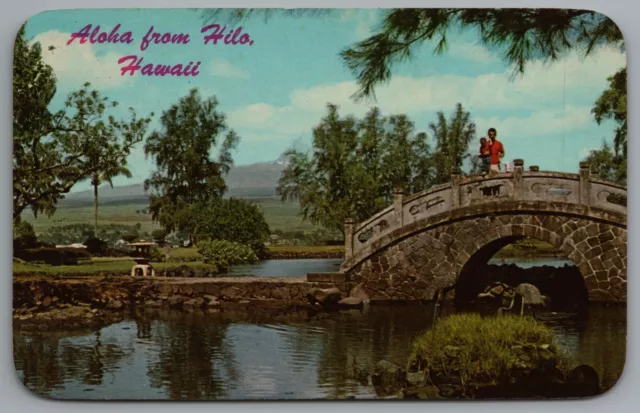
(91, 164, 132, 238)
(429, 103, 476, 184)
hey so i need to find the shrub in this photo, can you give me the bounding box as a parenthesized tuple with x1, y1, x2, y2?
(83, 236, 108, 255)
(15, 247, 91, 266)
(122, 233, 138, 243)
(197, 239, 258, 272)
(191, 198, 271, 258)
(149, 245, 167, 262)
(408, 313, 567, 397)
(13, 221, 38, 251)
(152, 229, 168, 244)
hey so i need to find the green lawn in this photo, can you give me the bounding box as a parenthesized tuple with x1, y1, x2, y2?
(13, 258, 219, 276)
(23, 198, 321, 237)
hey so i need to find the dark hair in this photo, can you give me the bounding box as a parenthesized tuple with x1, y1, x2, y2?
(480, 137, 486, 143)
(488, 128, 497, 134)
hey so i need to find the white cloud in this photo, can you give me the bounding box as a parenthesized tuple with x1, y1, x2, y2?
(447, 42, 496, 63)
(475, 106, 594, 139)
(228, 45, 625, 139)
(210, 59, 250, 79)
(31, 30, 129, 88)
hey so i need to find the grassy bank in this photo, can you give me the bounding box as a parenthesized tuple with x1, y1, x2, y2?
(13, 259, 220, 277)
(408, 313, 566, 396)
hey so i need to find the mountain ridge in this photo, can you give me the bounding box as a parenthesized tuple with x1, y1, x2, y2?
(59, 156, 289, 206)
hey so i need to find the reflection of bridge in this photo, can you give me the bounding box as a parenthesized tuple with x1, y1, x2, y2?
(337, 160, 627, 302)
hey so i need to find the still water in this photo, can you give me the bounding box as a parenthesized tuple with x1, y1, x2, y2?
(14, 304, 626, 400)
(221, 258, 343, 277)
(221, 257, 566, 277)
(13, 258, 626, 400)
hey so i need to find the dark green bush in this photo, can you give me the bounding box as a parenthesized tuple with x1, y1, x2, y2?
(152, 229, 168, 244)
(16, 247, 91, 266)
(13, 221, 38, 251)
(83, 236, 108, 255)
(191, 198, 271, 258)
(149, 245, 167, 262)
(197, 239, 258, 272)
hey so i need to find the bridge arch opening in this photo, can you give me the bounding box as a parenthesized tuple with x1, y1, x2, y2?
(455, 236, 588, 310)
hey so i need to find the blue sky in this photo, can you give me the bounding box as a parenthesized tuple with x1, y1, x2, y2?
(23, 8, 626, 191)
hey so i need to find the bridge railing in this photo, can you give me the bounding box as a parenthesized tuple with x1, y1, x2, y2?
(344, 160, 627, 262)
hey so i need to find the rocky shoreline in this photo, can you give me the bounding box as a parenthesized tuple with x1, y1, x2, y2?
(371, 349, 602, 400)
(12, 275, 369, 332)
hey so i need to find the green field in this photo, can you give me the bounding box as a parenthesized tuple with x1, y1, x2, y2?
(22, 198, 321, 238)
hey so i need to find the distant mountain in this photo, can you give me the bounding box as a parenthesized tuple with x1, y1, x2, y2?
(58, 157, 290, 206)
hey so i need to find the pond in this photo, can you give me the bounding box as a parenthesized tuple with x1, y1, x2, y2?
(14, 303, 626, 400)
(221, 258, 343, 277)
(220, 257, 573, 278)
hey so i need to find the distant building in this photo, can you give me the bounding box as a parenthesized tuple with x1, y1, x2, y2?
(56, 243, 87, 249)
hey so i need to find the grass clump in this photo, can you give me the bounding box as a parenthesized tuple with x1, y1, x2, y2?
(409, 313, 565, 392)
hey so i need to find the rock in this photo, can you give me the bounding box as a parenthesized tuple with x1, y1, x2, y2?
(338, 296, 363, 309)
(403, 385, 441, 399)
(183, 297, 205, 309)
(490, 285, 505, 296)
(406, 371, 426, 387)
(203, 295, 220, 306)
(439, 384, 463, 398)
(566, 365, 601, 397)
(307, 288, 342, 305)
(350, 283, 370, 303)
(538, 349, 556, 362)
(106, 299, 125, 310)
(371, 360, 406, 396)
(539, 344, 550, 351)
(168, 296, 184, 308)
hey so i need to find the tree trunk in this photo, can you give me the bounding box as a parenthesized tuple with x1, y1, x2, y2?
(93, 181, 99, 238)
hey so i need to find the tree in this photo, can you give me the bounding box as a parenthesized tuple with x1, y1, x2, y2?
(591, 67, 626, 183)
(582, 142, 622, 183)
(278, 104, 445, 234)
(278, 104, 363, 235)
(430, 103, 477, 184)
(189, 198, 270, 256)
(79, 93, 151, 237)
(13, 26, 152, 223)
(144, 88, 239, 240)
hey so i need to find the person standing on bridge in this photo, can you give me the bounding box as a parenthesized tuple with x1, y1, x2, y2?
(478, 137, 492, 174)
(488, 128, 505, 175)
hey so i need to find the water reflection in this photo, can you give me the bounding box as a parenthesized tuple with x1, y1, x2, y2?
(14, 304, 625, 400)
(221, 258, 343, 277)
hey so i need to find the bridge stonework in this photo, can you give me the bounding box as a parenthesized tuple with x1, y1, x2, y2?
(337, 161, 627, 303)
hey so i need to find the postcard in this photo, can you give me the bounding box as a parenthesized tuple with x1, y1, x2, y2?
(12, 8, 627, 400)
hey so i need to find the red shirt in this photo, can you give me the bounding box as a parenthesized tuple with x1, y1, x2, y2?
(490, 140, 504, 165)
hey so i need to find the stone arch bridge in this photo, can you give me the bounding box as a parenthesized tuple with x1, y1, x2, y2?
(312, 161, 627, 303)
